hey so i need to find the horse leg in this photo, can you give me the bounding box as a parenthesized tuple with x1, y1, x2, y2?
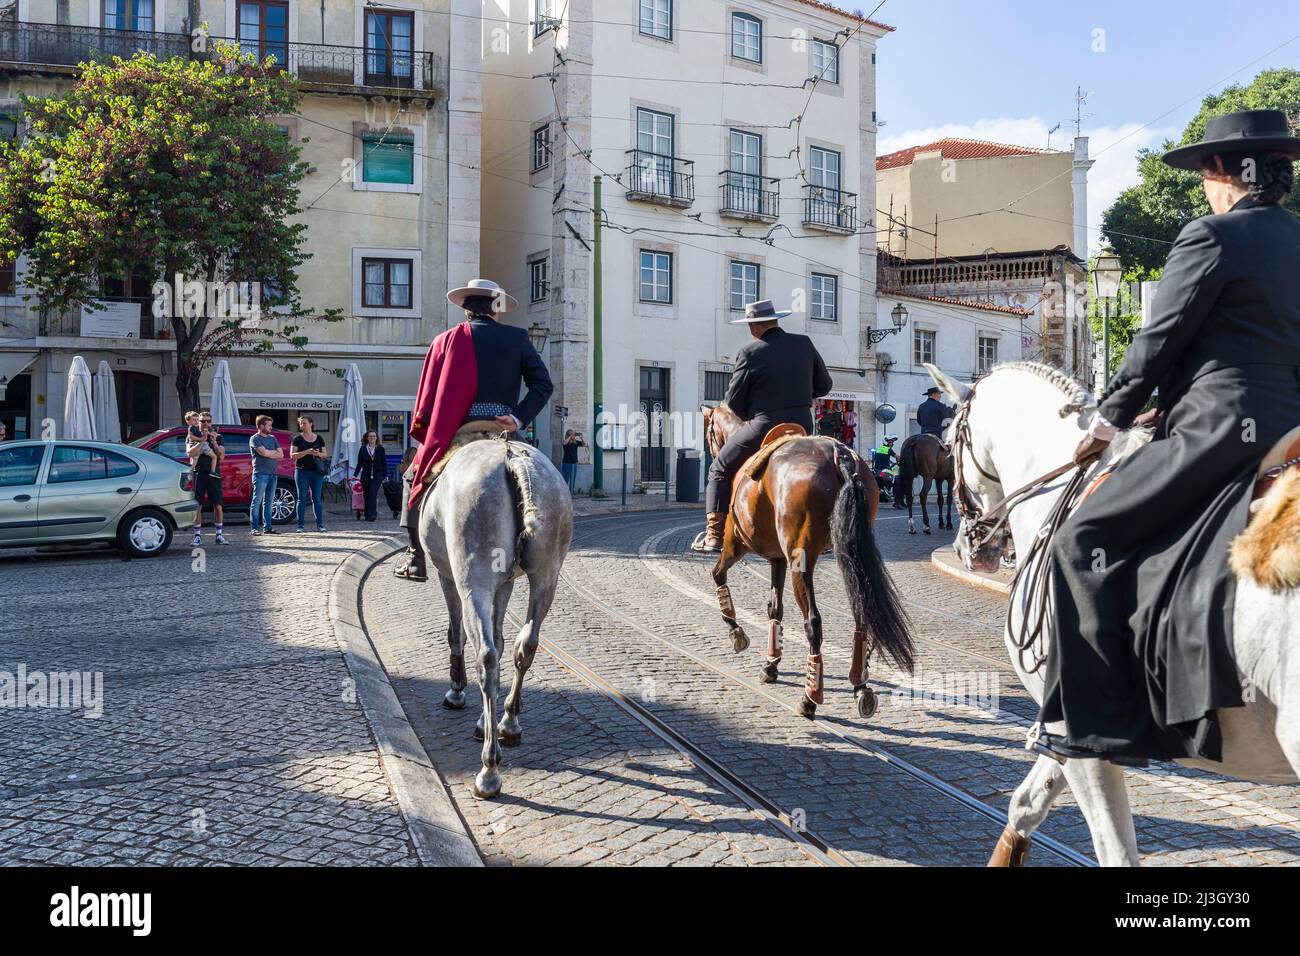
(475, 579, 513, 741)
(438, 574, 468, 710)
(906, 480, 917, 534)
(711, 519, 750, 653)
(462, 590, 504, 799)
(791, 564, 824, 719)
(1061, 757, 1140, 866)
(920, 476, 932, 534)
(760, 558, 787, 684)
(499, 575, 556, 748)
(988, 755, 1068, 866)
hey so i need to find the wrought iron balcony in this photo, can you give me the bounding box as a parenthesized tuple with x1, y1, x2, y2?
(718, 170, 779, 222)
(0, 21, 435, 94)
(625, 150, 695, 207)
(802, 184, 858, 234)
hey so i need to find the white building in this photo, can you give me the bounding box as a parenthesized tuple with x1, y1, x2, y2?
(479, 0, 892, 491)
(871, 291, 1030, 447)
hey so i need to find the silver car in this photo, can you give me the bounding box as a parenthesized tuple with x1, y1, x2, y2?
(0, 440, 198, 558)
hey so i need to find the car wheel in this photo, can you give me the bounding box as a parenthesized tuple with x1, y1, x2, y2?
(271, 480, 298, 525)
(117, 508, 174, 558)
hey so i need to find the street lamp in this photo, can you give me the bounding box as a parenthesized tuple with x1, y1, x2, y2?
(1093, 249, 1122, 387)
(527, 321, 550, 354)
(867, 302, 909, 345)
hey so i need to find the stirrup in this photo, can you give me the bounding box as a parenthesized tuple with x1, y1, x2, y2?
(690, 530, 721, 553)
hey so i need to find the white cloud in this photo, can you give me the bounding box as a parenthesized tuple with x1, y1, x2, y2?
(878, 117, 1178, 253)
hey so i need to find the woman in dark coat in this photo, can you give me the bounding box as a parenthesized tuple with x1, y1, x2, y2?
(354, 430, 388, 522)
(1036, 110, 1300, 764)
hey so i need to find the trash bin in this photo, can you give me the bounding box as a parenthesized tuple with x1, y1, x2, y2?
(675, 449, 701, 503)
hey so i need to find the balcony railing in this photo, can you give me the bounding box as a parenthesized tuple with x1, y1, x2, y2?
(0, 21, 435, 93)
(625, 149, 694, 207)
(802, 184, 857, 234)
(718, 170, 779, 221)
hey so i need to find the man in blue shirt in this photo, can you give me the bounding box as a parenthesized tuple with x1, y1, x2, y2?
(249, 415, 284, 535)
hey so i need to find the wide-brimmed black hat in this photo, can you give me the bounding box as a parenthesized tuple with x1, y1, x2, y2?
(1162, 109, 1300, 171)
(923, 386, 941, 397)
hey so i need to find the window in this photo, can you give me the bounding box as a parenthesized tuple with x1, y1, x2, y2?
(809, 146, 841, 193)
(914, 329, 936, 367)
(362, 258, 413, 310)
(532, 124, 552, 171)
(729, 261, 759, 312)
(705, 370, 729, 403)
(0, 446, 43, 487)
(104, 0, 154, 31)
(0, 258, 14, 296)
(978, 335, 999, 375)
(47, 446, 139, 484)
(812, 39, 839, 82)
(535, 0, 556, 37)
(634, 108, 677, 196)
(636, 108, 674, 159)
(810, 274, 838, 321)
(529, 258, 549, 303)
(731, 12, 762, 62)
(366, 10, 415, 87)
(640, 251, 672, 304)
(639, 0, 672, 40)
(730, 129, 762, 189)
(238, 0, 289, 66)
(362, 133, 415, 185)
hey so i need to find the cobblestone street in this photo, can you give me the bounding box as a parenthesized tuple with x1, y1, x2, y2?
(363, 507, 1300, 867)
(0, 513, 420, 866)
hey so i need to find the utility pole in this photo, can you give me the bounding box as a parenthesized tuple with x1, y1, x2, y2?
(592, 175, 604, 494)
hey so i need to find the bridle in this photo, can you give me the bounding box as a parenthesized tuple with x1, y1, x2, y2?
(949, 380, 1095, 673)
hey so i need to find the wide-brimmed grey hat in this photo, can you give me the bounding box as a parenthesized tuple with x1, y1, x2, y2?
(729, 299, 792, 324)
(447, 278, 518, 312)
(1162, 109, 1300, 171)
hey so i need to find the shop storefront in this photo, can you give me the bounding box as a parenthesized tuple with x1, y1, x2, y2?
(816, 388, 873, 453)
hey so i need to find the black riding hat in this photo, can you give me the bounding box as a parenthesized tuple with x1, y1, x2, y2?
(1162, 109, 1300, 171)
(923, 386, 942, 397)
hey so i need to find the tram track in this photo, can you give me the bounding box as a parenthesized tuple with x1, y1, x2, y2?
(545, 512, 1093, 867)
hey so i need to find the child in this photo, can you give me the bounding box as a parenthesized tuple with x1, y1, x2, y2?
(184, 411, 219, 474)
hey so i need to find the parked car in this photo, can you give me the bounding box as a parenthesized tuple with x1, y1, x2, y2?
(131, 425, 299, 525)
(0, 440, 199, 557)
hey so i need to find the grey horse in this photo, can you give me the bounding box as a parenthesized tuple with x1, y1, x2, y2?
(417, 434, 573, 799)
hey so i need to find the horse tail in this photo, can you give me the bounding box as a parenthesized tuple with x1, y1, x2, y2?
(504, 444, 543, 537)
(831, 451, 915, 673)
(895, 439, 915, 505)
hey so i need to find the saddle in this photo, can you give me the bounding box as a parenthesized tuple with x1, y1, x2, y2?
(423, 421, 508, 485)
(741, 423, 854, 481)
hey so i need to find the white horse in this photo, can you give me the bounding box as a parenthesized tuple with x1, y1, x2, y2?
(417, 432, 573, 799)
(926, 361, 1300, 866)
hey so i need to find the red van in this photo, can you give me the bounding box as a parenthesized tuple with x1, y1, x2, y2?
(131, 425, 299, 525)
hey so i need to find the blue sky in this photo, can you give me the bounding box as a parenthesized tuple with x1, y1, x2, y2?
(860, 0, 1300, 248)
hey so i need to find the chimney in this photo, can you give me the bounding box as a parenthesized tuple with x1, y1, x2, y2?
(1071, 136, 1094, 259)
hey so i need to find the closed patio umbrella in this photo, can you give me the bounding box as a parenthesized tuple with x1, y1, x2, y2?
(330, 363, 365, 484)
(209, 359, 241, 425)
(92, 360, 121, 443)
(64, 355, 97, 441)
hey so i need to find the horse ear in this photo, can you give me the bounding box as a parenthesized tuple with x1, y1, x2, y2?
(924, 363, 970, 403)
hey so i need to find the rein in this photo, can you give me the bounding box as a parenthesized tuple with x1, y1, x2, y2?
(950, 380, 1094, 673)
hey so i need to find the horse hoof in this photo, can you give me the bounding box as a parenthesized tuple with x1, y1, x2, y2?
(473, 769, 502, 800)
(855, 687, 878, 719)
(798, 696, 817, 720)
(908, 527, 916, 536)
(473, 724, 485, 742)
(442, 689, 466, 710)
(499, 728, 522, 748)
(759, 663, 779, 684)
(923, 527, 932, 535)
(731, 628, 750, 654)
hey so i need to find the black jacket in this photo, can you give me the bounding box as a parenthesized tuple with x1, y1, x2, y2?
(916, 397, 954, 436)
(725, 327, 833, 420)
(354, 444, 387, 482)
(1100, 197, 1300, 426)
(467, 317, 554, 427)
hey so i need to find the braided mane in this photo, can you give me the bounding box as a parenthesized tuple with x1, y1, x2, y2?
(990, 361, 1090, 410)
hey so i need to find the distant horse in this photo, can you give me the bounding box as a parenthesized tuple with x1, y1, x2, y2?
(417, 430, 573, 799)
(896, 433, 954, 534)
(703, 405, 914, 719)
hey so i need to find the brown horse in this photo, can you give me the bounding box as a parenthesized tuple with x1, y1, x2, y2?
(895, 434, 955, 534)
(703, 404, 914, 719)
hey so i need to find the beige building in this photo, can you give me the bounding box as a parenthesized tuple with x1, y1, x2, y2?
(0, 0, 481, 450)
(874, 136, 1095, 384)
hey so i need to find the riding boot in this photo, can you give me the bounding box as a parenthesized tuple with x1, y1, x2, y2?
(691, 512, 726, 553)
(394, 525, 428, 582)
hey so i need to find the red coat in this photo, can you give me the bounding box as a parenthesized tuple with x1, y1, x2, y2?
(408, 322, 477, 509)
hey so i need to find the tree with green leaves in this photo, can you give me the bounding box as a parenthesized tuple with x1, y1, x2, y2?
(1101, 68, 1300, 276)
(0, 43, 341, 411)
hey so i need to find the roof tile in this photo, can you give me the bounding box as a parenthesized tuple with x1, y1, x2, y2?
(876, 138, 1057, 171)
